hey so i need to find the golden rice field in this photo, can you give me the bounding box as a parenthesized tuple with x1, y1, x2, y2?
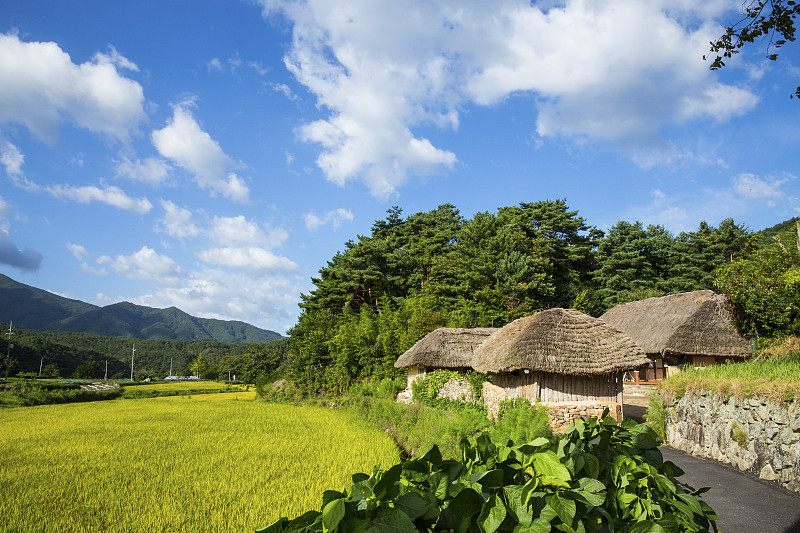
(125, 380, 248, 392)
(0, 392, 399, 532)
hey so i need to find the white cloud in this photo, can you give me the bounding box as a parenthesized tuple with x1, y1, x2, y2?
(0, 140, 24, 178)
(197, 246, 298, 273)
(98, 246, 183, 283)
(114, 157, 173, 186)
(46, 183, 153, 214)
(304, 207, 354, 230)
(129, 268, 300, 333)
(261, 0, 758, 193)
(0, 32, 144, 141)
(271, 82, 297, 100)
(156, 200, 200, 238)
(151, 102, 250, 202)
(732, 172, 790, 200)
(209, 214, 288, 247)
(66, 242, 106, 274)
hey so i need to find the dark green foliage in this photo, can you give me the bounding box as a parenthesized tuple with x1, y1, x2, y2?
(706, 0, 800, 99)
(715, 222, 800, 336)
(411, 370, 490, 410)
(0, 273, 282, 343)
(258, 414, 718, 533)
(73, 359, 101, 379)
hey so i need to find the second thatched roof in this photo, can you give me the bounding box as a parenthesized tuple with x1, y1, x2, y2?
(394, 327, 498, 369)
(600, 290, 752, 358)
(471, 308, 648, 375)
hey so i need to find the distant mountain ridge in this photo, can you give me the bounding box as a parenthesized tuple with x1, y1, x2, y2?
(0, 273, 282, 343)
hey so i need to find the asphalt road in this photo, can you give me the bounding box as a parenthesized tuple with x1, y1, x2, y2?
(660, 446, 800, 533)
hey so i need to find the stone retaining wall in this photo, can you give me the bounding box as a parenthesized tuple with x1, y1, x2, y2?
(666, 391, 800, 492)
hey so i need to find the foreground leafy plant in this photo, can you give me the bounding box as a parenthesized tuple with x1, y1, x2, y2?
(258, 413, 717, 533)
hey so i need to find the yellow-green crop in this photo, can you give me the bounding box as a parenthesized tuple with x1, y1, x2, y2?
(0, 395, 398, 532)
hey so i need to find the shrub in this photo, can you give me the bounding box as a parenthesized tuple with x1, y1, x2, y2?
(490, 399, 552, 445)
(644, 391, 668, 444)
(259, 414, 718, 533)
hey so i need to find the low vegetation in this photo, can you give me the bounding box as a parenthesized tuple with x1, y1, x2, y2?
(658, 340, 800, 402)
(0, 393, 398, 532)
(0, 379, 122, 407)
(261, 415, 717, 533)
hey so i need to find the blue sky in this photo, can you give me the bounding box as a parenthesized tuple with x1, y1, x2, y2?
(0, 0, 798, 334)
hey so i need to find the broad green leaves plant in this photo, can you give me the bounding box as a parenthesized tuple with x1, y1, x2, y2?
(258, 413, 718, 533)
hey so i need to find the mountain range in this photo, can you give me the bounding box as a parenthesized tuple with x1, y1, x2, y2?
(0, 273, 282, 343)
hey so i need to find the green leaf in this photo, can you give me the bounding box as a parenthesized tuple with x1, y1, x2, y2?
(628, 520, 667, 533)
(441, 488, 484, 533)
(323, 490, 345, 508)
(361, 508, 418, 533)
(546, 494, 575, 527)
(373, 464, 403, 501)
(420, 445, 443, 466)
(322, 499, 346, 533)
(513, 518, 552, 533)
(286, 511, 323, 533)
(477, 494, 508, 533)
(571, 477, 606, 507)
(256, 517, 288, 533)
(395, 492, 438, 522)
(470, 469, 505, 489)
(352, 473, 369, 484)
(530, 452, 572, 486)
(504, 485, 534, 524)
(580, 453, 599, 479)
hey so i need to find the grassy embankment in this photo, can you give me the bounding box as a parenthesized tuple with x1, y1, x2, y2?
(0, 391, 398, 532)
(658, 338, 800, 402)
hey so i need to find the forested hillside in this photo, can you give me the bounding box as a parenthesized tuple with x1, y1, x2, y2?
(0, 274, 282, 343)
(284, 199, 796, 395)
(0, 324, 288, 381)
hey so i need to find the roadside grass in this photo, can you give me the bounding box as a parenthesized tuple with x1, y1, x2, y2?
(0, 396, 398, 532)
(659, 348, 800, 402)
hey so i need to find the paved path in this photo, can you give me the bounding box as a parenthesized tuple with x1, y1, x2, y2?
(660, 446, 800, 533)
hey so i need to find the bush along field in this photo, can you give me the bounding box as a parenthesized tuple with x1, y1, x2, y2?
(259, 414, 717, 533)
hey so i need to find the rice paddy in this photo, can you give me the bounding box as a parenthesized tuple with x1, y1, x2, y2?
(0, 392, 399, 532)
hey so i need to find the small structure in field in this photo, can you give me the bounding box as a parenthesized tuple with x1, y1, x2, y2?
(472, 308, 648, 428)
(394, 327, 497, 402)
(600, 290, 752, 382)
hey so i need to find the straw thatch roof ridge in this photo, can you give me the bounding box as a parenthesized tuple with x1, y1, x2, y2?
(600, 290, 751, 357)
(471, 308, 648, 375)
(394, 327, 498, 368)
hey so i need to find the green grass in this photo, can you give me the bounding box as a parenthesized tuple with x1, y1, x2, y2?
(660, 350, 800, 401)
(0, 394, 398, 532)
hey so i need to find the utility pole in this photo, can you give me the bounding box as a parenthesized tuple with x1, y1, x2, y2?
(104, 360, 108, 381)
(4, 321, 12, 379)
(169, 356, 173, 378)
(39, 356, 43, 376)
(130, 343, 136, 381)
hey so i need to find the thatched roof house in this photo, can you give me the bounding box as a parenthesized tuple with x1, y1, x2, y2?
(472, 308, 648, 376)
(394, 327, 497, 370)
(472, 308, 648, 419)
(600, 290, 752, 379)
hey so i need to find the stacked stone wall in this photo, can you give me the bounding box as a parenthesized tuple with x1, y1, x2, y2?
(666, 391, 800, 492)
(438, 379, 474, 403)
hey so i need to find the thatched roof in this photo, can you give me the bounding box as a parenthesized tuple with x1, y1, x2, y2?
(394, 327, 498, 369)
(600, 290, 751, 358)
(471, 308, 648, 375)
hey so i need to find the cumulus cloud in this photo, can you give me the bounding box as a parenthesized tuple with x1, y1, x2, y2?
(46, 183, 153, 214)
(66, 242, 106, 274)
(197, 246, 298, 273)
(129, 267, 300, 333)
(98, 246, 183, 283)
(0, 140, 24, 178)
(0, 32, 145, 141)
(151, 102, 250, 202)
(114, 157, 173, 186)
(156, 200, 200, 238)
(0, 230, 42, 272)
(209, 214, 288, 247)
(261, 0, 758, 194)
(304, 208, 354, 230)
(732, 172, 790, 200)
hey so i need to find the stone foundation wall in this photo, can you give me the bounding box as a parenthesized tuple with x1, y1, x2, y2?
(482, 382, 621, 432)
(438, 379, 474, 403)
(666, 391, 800, 493)
(547, 402, 622, 433)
